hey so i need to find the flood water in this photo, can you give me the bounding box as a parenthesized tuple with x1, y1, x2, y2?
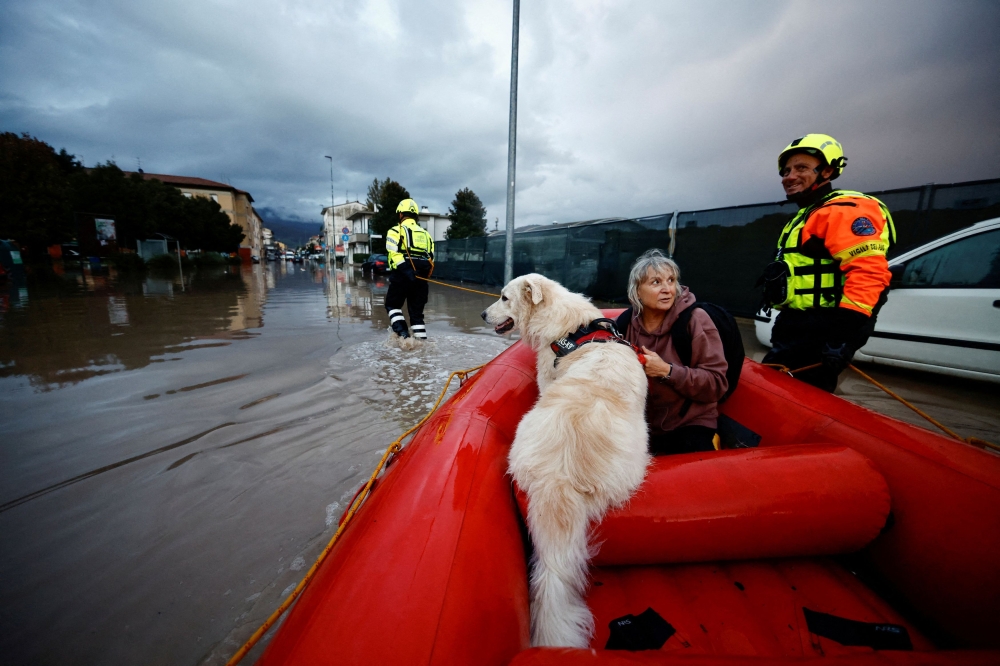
(0, 261, 512, 665)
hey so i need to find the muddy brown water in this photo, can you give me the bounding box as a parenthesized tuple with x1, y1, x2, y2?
(0, 262, 512, 665)
(2, 262, 997, 665)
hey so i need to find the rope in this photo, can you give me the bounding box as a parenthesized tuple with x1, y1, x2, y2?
(761, 362, 822, 376)
(416, 276, 500, 298)
(226, 363, 487, 666)
(761, 362, 999, 453)
(847, 364, 1000, 453)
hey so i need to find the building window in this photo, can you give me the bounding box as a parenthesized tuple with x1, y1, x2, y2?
(211, 194, 218, 202)
(183, 192, 192, 198)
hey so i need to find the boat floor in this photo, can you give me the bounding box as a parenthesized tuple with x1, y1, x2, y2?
(585, 557, 934, 657)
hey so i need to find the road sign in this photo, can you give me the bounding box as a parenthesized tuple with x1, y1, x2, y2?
(341, 227, 349, 234)
(341, 234, 350, 242)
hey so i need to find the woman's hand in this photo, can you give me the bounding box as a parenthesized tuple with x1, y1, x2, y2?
(641, 346, 672, 380)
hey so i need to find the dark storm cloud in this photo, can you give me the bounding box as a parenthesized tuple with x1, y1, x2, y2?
(1, 0, 998, 227)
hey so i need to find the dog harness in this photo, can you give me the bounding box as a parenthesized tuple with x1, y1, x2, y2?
(550, 318, 646, 367)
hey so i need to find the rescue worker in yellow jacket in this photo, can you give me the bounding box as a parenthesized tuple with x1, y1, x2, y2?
(385, 199, 435, 340)
(758, 134, 896, 392)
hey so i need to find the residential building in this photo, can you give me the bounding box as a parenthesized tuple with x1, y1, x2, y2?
(322, 201, 369, 263)
(346, 208, 375, 264)
(416, 205, 452, 242)
(133, 171, 264, 262)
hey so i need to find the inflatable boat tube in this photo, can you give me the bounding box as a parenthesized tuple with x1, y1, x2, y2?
(596, 444, 890, 565)
(516, 445, 890, 566)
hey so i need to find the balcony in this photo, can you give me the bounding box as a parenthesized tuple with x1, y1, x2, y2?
(349, 233, 370, 244)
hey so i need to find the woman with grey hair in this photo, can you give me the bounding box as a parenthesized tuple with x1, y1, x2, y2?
(614, 249, 729, 454)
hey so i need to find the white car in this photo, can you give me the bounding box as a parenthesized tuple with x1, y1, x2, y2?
(755, 217, 1000, 383)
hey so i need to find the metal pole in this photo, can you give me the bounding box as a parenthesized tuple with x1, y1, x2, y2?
(503, 0, 520, 286)
(175, 240, 185, 292)
(325, 156, 335, 271)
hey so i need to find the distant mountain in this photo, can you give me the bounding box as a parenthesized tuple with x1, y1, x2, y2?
(257, 209, 323, 247)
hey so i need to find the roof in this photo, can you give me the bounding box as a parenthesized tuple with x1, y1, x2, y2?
(126, 171, 253, 201)
(488, 217, 628, 235)
(321, 201, 368, 215)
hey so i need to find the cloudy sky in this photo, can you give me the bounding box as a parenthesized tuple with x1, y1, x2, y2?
(2, 0, 998, 228)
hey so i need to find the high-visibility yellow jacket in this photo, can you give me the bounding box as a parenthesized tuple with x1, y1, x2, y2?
(386, 218, 434, 271)
(774, 190, 895, 315)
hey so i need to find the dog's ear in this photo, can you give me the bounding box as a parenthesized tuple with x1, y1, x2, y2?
(524, 275, 545, 305)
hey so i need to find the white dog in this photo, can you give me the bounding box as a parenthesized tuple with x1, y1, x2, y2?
(482, 274, 649, 647)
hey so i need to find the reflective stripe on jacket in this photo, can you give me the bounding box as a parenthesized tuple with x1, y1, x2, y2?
(775, 189, 895, 315)
(386, 219, 435, 270)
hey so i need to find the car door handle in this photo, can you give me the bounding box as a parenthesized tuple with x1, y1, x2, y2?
(994, 300, 1000, 308)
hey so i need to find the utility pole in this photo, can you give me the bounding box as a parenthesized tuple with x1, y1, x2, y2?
(325, 156, 335, 269)
(503, 0, 520, 286)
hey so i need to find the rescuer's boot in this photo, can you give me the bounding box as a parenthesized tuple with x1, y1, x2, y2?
(389, 312, 410, 338)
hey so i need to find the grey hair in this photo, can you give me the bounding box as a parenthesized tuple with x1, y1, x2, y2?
(627, 249, 682, 314)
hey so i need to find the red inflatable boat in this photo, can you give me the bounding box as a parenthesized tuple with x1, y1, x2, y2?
(258, 327, 1000, 665)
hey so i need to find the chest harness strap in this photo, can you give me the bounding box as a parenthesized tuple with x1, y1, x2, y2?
(550, 318, 646, 368)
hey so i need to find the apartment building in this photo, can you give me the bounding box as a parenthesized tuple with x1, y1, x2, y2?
(134, 171, 264, 262)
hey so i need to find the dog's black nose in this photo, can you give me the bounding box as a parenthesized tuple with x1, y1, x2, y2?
(480, 310, 487, 321)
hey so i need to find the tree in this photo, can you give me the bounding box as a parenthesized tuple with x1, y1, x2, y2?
(366, 177, 411, 248)
(446, 188, 487, 239)
(71, 164, 243, 252)
(0, 133, 244, 257)
(0, 132, 77, 256)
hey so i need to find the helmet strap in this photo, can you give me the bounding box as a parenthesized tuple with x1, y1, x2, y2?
(787, 181, 833, 207)
(810, 168, 830, 191)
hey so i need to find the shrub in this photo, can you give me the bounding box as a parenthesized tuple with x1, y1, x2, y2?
(192, 252, 227, 268)
(353, 253, 370, 263)
(108, 252, 146, 273)
(146, 253, 189, 271)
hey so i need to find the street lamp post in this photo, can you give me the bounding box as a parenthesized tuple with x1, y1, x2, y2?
(324, 155, 335, 270)
(503, 0, 520, 286)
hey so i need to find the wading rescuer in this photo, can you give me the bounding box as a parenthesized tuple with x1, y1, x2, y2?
(385, 198, 435, 340)
(758, 134, 896, 392)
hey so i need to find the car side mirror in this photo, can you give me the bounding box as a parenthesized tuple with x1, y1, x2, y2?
(888, 263, 904, 288)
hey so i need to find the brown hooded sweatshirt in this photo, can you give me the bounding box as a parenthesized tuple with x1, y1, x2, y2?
(625, 287, 728, 435)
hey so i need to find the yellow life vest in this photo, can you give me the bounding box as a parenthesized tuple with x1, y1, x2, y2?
(386, 219, 434, 271)
(772, 190, 895, 310)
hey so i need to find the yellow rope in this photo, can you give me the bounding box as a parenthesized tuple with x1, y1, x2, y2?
(761, 361, 999, 453)
(847, 364, 1000, 453)
(226, 363, 487, 666)
(761, 362, 822, 376)
(417, 276, 500, 298)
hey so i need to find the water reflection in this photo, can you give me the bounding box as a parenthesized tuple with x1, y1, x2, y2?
(0, 263, 265, 390)
(324, 269, 388, 324)
(321, 268, 500, 336)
